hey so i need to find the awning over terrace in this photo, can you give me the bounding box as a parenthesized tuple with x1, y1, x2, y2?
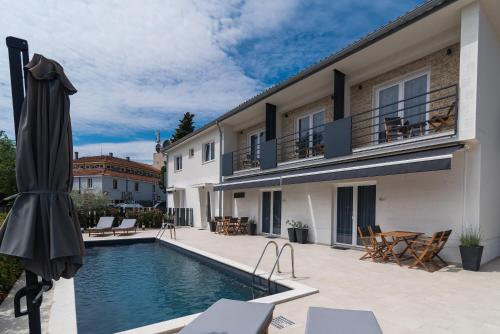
(214, 145, 462, 191)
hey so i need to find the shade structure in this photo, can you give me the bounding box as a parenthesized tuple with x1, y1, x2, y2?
(0, 53, 84, 281)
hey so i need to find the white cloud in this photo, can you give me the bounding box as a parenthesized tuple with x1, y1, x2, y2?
(0, 0, 299, 140)
(74, 140, 156, 164)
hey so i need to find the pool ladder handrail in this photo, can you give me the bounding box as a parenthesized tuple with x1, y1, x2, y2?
(251, 241, 281, 292)
(267, 243, 296, 293)
(156, 221, 176, 240)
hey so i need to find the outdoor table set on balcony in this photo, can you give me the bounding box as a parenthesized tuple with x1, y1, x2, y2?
(358, 226, 452, 272)
(214, 216, 249, 235)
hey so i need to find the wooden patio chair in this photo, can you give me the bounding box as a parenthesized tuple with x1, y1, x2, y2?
(357, 226, 383, 262)
(226, 218, 239, 235)
(413, 230, 452, 267)
(428, 101, 456, 133)
(237, 217, 249, 234)
(408, 231, 445, 272)
(384, 117, 402, 142)
(214, 217, 224, 234)
(368, 225, 394, 262)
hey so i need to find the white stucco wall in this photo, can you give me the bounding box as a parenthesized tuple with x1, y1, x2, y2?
(229, 152, 467, 263)
(166, 127, 221, 227)
(474, 3, 500, 263)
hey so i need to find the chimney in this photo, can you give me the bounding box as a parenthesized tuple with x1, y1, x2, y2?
(74, 151, 79, 159)
(109, 152, 113, 157)
(126, 157, 130, 161)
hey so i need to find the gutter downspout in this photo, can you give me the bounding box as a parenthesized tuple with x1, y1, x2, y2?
(216, 121, 223, 216)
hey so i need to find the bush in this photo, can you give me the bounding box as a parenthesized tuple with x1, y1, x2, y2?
(0, 211, 23, 303)
(126, 210, 164, 228)
(460, 225, 481, 247)
(71, 191, 111, 228)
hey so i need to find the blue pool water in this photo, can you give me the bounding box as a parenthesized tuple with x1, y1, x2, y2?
(74, 241, 271, 334)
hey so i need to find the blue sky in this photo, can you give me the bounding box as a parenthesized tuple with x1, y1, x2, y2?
(0, 0, 424, 163)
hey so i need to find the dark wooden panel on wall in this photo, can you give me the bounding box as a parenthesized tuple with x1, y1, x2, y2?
(265, 103, 277, 141)
(333, 69, 345, 121)
(260, 139, 277, 170)
(324, 117, 352, 159)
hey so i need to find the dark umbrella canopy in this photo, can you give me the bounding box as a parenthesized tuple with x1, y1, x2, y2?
(0, 53, 84, 281)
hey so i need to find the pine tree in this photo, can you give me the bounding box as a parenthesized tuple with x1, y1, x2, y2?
(170, 112, 195, 142)
(0, 130, 17, 199)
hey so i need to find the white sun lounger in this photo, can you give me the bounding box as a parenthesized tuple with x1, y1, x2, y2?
(112, 219, 137, 235)
(305, 307, 383, 334)
(179, 298, 275, 334)
(88, 216, 114, 236)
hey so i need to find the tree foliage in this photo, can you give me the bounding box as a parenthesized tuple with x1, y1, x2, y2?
(170, 112, 195, 142)
(158, 165, 166, 191)
(0, 130, 17, 199)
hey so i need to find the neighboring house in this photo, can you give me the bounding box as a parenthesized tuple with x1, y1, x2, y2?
(73, 153, 165, 206)
(163, 0, 500, 264)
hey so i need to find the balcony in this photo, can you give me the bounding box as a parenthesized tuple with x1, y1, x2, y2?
(222, 84, 458, 176)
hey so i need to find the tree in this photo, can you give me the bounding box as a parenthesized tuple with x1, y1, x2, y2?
(170, 112, 195, 142)
(158, 165, 166, 192)
(0, 131, 16, 199)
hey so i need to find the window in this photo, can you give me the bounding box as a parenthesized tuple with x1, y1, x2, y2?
(203, 141, 215, 162)
(87, 178, 93, 188)
(249, 130, 265, 161)
(375, 71, 429, 142)
(152, 184, 156, 193)
(297, 110, 325, 158)
(112, 179, 118, 189)
(189, 148, 194, 158)
(134, 182, 139, 192)
(174, 155, 183, 171)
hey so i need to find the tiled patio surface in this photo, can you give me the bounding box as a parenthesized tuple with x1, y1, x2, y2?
(85, 228, 500, 333)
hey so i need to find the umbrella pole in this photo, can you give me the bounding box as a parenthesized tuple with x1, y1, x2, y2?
(25, 271, 42, 334)
(6, 37, 42, 334)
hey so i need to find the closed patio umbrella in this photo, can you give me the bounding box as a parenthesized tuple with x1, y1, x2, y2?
(1, 39, 84, 333)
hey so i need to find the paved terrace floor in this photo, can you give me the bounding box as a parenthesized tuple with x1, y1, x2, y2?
(84, 228, 500, 334)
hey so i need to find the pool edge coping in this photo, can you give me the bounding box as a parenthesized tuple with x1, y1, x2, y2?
(50, 236, 318, 334)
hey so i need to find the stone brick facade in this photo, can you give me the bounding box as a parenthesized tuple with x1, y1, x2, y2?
(350, 43, 460, 148)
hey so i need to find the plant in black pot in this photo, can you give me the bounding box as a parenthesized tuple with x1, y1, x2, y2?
(459, 225, 483, 271)
(209, 219, 217, 232)
(295, 221, 309, 244)
(286, 219, 297, 242)
(247, 218, 257, 235)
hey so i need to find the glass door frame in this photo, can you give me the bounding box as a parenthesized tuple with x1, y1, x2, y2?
(372, 69, 430, 143)
(332, 181, 377, 247)
(260, 188, 282, 236)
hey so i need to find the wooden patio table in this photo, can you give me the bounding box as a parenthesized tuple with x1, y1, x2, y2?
(377, 231, 423, 266)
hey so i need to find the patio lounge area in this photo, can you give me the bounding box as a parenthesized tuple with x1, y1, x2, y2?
(81, 228, 500, 334)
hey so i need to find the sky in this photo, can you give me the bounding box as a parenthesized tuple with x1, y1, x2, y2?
(0, 0, 424, 163)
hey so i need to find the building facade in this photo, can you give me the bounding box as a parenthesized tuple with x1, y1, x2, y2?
(73, 153, 165, 206)
(162, 0, 500, 264)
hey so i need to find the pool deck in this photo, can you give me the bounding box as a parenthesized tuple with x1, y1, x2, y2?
(82, 228, 500, 334)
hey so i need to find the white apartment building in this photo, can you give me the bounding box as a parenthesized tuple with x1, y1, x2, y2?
(163, 0, 500, 264)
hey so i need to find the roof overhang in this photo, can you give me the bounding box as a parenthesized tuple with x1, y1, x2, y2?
(166, 186, 185, 193)
(191, 183, 214, 188)
(214, 145, 462, 191)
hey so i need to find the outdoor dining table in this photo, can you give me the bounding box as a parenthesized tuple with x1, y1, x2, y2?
(377, 231, 423, 266)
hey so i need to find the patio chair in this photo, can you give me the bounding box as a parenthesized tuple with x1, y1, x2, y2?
(384, 117, 402, 142)
(88, 216, 114, 236)
(179, 298, 274, 334)
(305, 307, 382, 334)
(112, 219, 137, 236)
(226, 217, 239, 235)
(368, 225, 393, 262)
(237, 217, 249, 234)
(408, 231, 446, 272)
(428, 101, 456, 133)
(357, 226, 383, 262)
(214, 216, 223, 234)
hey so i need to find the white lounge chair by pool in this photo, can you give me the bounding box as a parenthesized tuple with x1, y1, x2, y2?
(88, 217, 114, 237)
(305, 307, 383, 334)
(112, 219, 137, 236)
(179, 298, 274, 334)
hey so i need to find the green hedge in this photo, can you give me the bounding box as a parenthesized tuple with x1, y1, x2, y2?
(0, 212, 23, 303)
(125, 210, 164, 228)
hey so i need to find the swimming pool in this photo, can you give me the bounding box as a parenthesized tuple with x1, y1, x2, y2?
(74, 239, 283, 334)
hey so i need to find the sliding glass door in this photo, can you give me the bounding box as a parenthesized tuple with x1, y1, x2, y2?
(335, 184, 376, 246)
(262, 190, 282, 235)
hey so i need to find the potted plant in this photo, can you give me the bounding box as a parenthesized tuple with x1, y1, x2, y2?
(295, 221, 309, 244)
(247, 219, 257, 235)
(209, 219, 217, 232)
(459, 225, 483, 271)
(286, 219, 297, 242)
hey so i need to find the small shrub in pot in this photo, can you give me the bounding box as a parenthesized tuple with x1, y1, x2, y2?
(459, 225, 483, 271)
(247, 218, 257, 235)
(286, 219, 298, 242)
(295, 221, 309, 244)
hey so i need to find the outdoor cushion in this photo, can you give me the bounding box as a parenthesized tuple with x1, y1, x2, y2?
(94, 216, 114, 229)
(305, 307, 382, 334)
(179, 298, 274, 334)
(114, 219, 136, 229)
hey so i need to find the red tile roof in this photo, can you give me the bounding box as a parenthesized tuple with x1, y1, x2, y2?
(73, 155, 160, 173)
(73, 169, 159, 183)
